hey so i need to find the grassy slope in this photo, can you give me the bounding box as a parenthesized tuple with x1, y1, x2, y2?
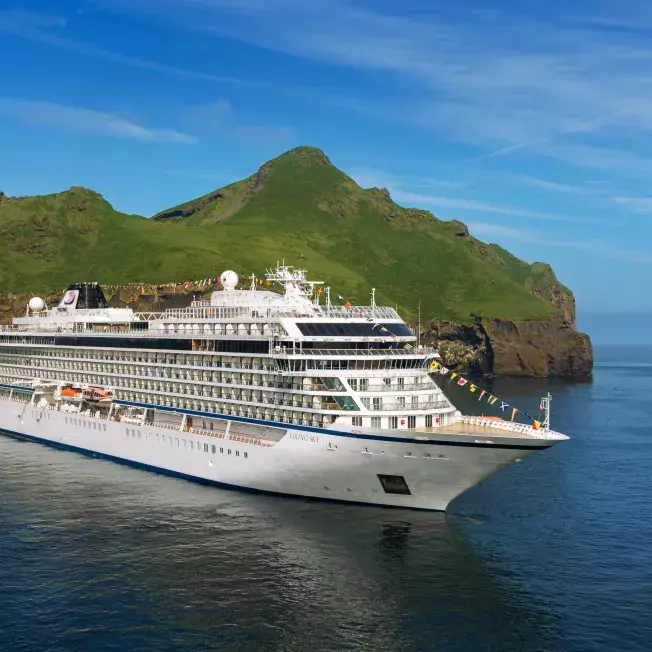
(153, 147, 559, 321)
(0, 148, 562, 322)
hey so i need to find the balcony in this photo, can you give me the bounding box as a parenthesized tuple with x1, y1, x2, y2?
(365, 400, 451, 412)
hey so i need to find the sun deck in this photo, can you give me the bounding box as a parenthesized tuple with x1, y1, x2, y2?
(417, 416, 567, 441)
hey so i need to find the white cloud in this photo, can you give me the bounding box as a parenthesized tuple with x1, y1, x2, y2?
(0, 8, 252, 87)
(0, 7, 66, 29)
(467, 221, 652, 262)
(345, 166, 399, 189)
(99, 0, 652, 165)
(511, 174, 589, 194)
(346, 166, 467, 191)
(390, 189, 592, 223)
(611, 196, 652, 211)
(537, 143, 652, 178)
(186, 99, 293, 144)
(0, 98, 197, 144)
(467, 222, 540, 242)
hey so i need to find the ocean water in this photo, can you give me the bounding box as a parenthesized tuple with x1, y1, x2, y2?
(1, 346, 651, 651)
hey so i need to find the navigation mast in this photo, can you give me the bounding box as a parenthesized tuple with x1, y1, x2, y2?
(541, 392, 552, 430)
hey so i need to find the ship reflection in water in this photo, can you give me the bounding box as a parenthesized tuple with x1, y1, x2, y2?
(0, 434, 559, 651)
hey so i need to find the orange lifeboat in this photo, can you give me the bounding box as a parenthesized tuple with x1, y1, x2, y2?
(83, 386, 113, 404)
(61, 386, 82, 398)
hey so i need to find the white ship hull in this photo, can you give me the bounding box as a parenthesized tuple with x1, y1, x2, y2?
(0, 395, 555, 511)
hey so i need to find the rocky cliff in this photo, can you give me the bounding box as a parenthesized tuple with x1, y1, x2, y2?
(423, 315, 593, 378)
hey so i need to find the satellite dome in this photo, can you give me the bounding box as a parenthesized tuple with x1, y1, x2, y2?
(220, 270, 238, 290)
(29, 297, 45, 312)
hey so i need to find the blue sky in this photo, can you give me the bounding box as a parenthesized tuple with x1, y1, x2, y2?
(1, 0, 652, 319)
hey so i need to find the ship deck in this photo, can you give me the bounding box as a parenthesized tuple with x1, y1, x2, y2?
(415, 417, 561, 440)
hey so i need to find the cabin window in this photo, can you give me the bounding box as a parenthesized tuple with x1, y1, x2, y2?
(203, 443, 209, 452)
(244, 452, 248, 459)
(352, 416, 362, 427)
(228, 449, 232, 455)
(220, 447, 224, 453)
(211, 445, 216, 454)
(236, 451, 240, 457)
(389, 416, 398, 429)
(426, 415, 433, 428)
(408, 416, 416, 428)
(371, 417, 381, 429)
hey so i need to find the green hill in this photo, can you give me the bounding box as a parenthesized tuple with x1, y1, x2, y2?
(0, 147, 571, 323)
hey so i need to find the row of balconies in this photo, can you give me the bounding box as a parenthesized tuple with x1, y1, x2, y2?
(2, 363, 449, 414)
(0, 352, 276, 372)
(0, 361, 335, 394)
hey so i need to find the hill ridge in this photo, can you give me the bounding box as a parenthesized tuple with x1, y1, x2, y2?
(1, 146, 570, 324)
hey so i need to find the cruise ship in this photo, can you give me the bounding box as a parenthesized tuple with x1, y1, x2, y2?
(0, 265, 567, 511)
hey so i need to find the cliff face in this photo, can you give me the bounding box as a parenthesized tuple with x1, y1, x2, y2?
(424, 315, 593, 378)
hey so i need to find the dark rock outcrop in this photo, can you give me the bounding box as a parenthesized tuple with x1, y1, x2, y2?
(423, 315, 593, 378)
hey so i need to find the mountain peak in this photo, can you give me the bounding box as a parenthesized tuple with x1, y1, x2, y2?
(269, 146, 331, 167)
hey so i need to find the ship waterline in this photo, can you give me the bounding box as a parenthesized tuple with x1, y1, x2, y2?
(0, 265, 567, 510)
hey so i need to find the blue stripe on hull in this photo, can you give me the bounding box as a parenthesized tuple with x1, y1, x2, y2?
(0, 382, 34, 392)
(0, 427, 440, 512)
(114, 399, 550, 451)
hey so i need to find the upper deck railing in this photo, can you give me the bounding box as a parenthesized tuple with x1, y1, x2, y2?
(137, 304, 401, 321)
(274, 347, 434, 357)
(455, 415, 568, 441)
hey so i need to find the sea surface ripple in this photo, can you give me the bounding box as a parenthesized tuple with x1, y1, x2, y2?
(1, 346, 651, 651)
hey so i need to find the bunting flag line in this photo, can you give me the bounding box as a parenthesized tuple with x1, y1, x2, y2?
(427, 362, 543, 429)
